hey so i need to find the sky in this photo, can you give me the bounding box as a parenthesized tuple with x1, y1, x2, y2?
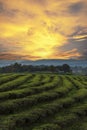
(0, 0, 87, 60)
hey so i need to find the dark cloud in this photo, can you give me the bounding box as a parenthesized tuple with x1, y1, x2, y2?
(0, 1, 36, 19)
(33, 0, 46, 5)
(58, 36, 87, 60)
(0, 53, 41, 60)
(79, 49, 87, 60)
(0, 44, 6, 52)
(58, 26, 87, 44)
(27, 0, 47, 6)
(68, 26, 87, 37)
(75, 36, 87, 41)
(57, 25, 87, 60)
(68, 2, 84, 14)
(0, 53, 23, 60)
(0, 41, 22, 53)
(23, 11, 36, 19)
(45, 10, 58, 17)
(69, 38, 87, 50)
(0, 1, 19, 17)
(0, 2, 4, 13)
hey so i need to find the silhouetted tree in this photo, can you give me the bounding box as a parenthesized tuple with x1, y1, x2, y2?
(62, 64, 71, 73)
(0, 63, 72, 73)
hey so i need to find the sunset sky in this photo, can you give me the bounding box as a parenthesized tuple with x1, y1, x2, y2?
(0, 0, 87, 60)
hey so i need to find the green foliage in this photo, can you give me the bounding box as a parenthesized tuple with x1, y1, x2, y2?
(0, 74, 87, 130)
(0, 63, 72, 73)
(33, 124, 61, 130)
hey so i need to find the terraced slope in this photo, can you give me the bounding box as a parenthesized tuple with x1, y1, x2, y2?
(0, 73, 87, 130)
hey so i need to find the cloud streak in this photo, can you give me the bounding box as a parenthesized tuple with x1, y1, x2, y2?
(68, 2, 84, 14)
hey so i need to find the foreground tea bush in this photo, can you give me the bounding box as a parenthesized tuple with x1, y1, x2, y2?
(0, 74, 32, 92)
(33, 124, 61, 130)
(0, 74, 87, 130)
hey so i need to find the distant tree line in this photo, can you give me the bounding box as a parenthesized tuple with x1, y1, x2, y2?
(0, 63, 72, 73)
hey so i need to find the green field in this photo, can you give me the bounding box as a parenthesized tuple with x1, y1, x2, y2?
(0, 73, 87, 130)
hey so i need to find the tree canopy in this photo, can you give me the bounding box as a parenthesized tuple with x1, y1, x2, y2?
(0, 63, 72, 73)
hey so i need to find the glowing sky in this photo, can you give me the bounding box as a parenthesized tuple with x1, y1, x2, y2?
(0, 0, 87, 60)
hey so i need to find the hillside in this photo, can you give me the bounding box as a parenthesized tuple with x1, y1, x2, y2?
(0, 59, 87, 67)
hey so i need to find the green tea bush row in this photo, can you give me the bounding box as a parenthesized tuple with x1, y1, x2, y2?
(0, 76, 61, 101)
(40, 75, 54, 84)
(20, 74, 44, 89)
(32, 124, 61, 130)
(1, 89, 87, 129)
(0, 75, 31, 92)
(0, 77, 74, 115)
(66, 76, 85, 89)
(0, 86, 73, 115)
(0, 74, 21, 85)
(1, 97, 75, 129)
(72, 88, 87, 101)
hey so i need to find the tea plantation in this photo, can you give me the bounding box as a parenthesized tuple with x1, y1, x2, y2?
(0, 73, 87, 130)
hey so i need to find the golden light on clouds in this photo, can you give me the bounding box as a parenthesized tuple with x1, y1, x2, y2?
(0, 0, 87, 60)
